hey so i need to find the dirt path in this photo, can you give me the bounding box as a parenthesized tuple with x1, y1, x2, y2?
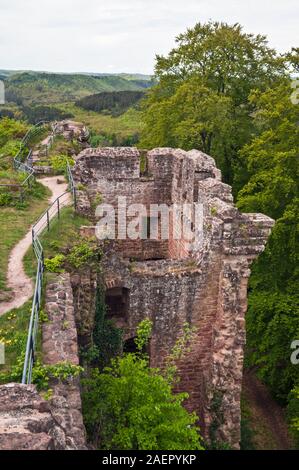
(242, 369, 293, 449)
(0, 176, 69, 316)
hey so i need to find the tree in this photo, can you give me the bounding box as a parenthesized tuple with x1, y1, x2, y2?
(237, 82, 299, 220)
(0, 117, 28, 148)
(140, 21, 285, 185)
(238, 82, 299, 430)
(82, 319, 203, 450)
(141, 77, 233, 158)
(288, 385, 299, 446)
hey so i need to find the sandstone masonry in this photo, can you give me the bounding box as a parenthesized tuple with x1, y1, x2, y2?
(0, 274, 87, 450)
(73, 146, 274, 449)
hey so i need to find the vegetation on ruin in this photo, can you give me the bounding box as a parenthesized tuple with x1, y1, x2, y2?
(82, 319, 204, 450)
(81, 285, 123, 370)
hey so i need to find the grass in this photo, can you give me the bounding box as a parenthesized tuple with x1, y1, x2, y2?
(57, 103, 144, 138)
(24, 206, 92, 279)
(0, 183, 50, 291)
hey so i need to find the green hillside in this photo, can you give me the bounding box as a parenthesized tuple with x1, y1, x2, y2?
(76, 90, 145, 116)
(4, 71, 150, 105)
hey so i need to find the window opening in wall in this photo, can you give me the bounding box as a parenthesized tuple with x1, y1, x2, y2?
(105, 287, 129, 319)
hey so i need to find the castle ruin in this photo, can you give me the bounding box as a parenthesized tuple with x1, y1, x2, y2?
(71, 146, 274, 448)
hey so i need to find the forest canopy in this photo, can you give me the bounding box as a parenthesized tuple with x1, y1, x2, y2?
(76, 90, 145, 116)
(141, 21, 299, 444)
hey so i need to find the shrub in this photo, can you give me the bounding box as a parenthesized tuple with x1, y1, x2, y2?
(0, 192, 13, 206)
(82, 319, 203, 450)
(67, 239, 101, 269)
(50, 154, 74, 174)
(44, 254, 65, 272)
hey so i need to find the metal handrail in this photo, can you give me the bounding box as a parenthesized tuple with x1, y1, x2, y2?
(10, 121, 49, 197)
(21, 160, 77, 384)
(1, 122, 50, 201)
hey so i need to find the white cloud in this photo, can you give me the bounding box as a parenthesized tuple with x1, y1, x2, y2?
(0, 0, 297, 74)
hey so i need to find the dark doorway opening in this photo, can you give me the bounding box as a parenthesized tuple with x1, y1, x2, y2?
(123, 337, 138, 353)
(123, 336, 149, 355)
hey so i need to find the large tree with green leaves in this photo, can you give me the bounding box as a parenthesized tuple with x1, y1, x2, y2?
(140, 21, 285, 185)
(237, 81, 299, 441)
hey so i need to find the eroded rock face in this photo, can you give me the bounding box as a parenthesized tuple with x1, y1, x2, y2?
(52, 120, 89, 143)
(43, 273, 87, 450)
(0, 383, 62, 450)
(72, 147, 274, 448)
(0, 274, 87, 450)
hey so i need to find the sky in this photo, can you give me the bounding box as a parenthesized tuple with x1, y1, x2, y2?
(0, 0, 298, 75)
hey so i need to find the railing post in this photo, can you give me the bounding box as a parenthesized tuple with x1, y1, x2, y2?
(47, 210, 50, 231)
(57, 197, 60, 219)
(73, 187, 77, 210)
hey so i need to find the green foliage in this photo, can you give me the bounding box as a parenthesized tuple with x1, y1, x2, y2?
(287, 385, 299, 446)
(0, 140, 22, 170)
(5, 71, 149, 106)
(141, 78, 233, 162)
(44, 254, 65, 273)
(90, 131, 139, 148)
(76, 91, 145, 116)
(67, 238, 101, 269)
(0, 302, 32, 381)
(82, 319, 203, 450)
(141, 21, 285, 185)
(87, 285, 123, 369)
(32, 361, 83, 391)
(2, 357, 83, 391)
(82, 358, 203, 450)
(245, 291, 299, 402)
(48, 135, 81, 158)
(21, 105, 74, 124)
(237, 82, 299, 219)
(82, 338, 202, 449)
(50, 154, 74, 174)
(164, 322, 196, 385)
(135, 319, 152, 352)
(0, 117, 28, 147)
(0, 191, 13, 206)
(237, 80, 299, 435)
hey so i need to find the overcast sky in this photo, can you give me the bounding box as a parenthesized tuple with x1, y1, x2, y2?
(0, 0, 298, 74)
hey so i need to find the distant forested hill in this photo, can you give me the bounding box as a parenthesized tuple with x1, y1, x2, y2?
(76, 90, 145, 116)
(3, 71, 151, 105)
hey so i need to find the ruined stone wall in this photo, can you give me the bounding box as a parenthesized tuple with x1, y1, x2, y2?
(0, 274, 87, 450)
(72, 146, 274, 449)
